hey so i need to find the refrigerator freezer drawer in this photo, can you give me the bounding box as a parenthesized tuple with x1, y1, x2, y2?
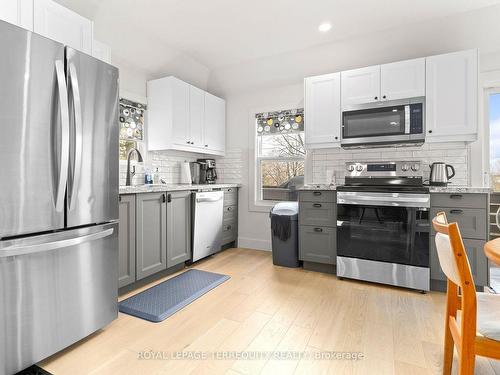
(0, 223, 118, 375)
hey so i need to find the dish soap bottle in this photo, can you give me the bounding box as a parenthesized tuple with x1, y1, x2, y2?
(153, 167, 160, 185)
(144, 169, 153, 184)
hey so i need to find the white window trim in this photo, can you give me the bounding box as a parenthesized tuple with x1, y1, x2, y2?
(247, 102, 303, 213)
(474, 70, 500, 187)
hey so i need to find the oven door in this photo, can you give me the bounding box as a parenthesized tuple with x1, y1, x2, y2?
(336, 192, 430, 267)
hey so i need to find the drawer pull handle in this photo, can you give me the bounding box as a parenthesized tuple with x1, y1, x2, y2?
(450, 194, 463, 199)
(450, 209, 463, 214)
(313, 192, 322, 196)
(313, 203, 322, 208)
(314, 228, 323, 233)
(227, 207, 233, 211)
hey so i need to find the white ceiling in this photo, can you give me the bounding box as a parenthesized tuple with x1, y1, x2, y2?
(57, 0, 500, 77)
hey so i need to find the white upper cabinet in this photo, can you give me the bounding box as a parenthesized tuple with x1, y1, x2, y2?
(189, 85, 205, 149)
(92, 40, 111, 63)
(0, 0, 33, 30)
(147, 76, 226, 156)
(34, 0, 93, 54)
(341, 66, 380, 107)
(204, 93, 226, 153)
(304, 73, 341, 149)
(426, 49, 478, 142)
(380, 58, 425, 101)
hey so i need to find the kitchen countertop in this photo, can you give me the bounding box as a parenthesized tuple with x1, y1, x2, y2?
(119, 183, 240, 194)
(428, 186, 491, 194)
(298, 184, 337, 191)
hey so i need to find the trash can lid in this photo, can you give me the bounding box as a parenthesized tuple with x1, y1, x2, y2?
(271, 201, 299, 216)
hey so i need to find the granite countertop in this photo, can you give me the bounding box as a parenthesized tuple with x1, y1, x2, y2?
(298, 184, 337, 191)
(428, 186, 491, 194)
(119, 183, 240, 194)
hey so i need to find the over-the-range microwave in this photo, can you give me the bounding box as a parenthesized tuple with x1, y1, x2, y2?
(340, 97, 425, 149)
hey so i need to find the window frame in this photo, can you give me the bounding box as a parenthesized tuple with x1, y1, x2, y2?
(248, 104, 305, 212)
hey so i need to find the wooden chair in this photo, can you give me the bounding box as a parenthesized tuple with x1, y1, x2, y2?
(432, 212, 500, 374)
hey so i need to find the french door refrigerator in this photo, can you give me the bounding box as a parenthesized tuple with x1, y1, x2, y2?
(0, 20, 119, 375)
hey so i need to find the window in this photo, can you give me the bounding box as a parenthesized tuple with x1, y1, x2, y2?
(119, 98, 145, 160)
(256, 108, 305, 202)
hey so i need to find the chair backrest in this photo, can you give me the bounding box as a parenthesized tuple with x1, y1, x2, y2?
(432, 212, 476, 292)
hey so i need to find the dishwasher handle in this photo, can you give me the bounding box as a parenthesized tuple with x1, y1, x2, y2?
(196, 196, 223, 203)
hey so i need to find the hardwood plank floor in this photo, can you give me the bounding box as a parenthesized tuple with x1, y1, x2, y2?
(39, 248, 500, 375)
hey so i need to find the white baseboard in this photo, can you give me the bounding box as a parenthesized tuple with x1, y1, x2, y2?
(237, 237, 271, 251)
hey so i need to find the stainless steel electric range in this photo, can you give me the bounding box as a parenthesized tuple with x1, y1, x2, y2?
(336, 161, 430, 292)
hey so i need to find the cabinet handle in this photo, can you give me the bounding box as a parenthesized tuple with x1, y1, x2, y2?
(334, 136, 338, 140)
(314, 228, 323, 233)
(313, 203, 322, 208)
(227, 206, 233, 211)
(449, 209, 463, 215)
(450, 194, 463, 199)
(228, 188, 232, 192)
(428, 130, 433, 134)
(161, 194, 166, 203)
(205, 144, 208, 147)
(374, 96, 378, 100)
(186, 141, 190, 144)
(226, 225, 232, 230)
(382, 95, 386, 99)
(313, 191, 322, 196)
(167, 194, 172, 203)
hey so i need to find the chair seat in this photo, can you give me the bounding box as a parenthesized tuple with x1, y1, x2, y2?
(477, 292, 500, 341)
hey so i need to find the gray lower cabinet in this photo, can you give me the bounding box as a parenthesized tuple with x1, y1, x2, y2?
(299, 225, 336, 264)
(430, 193, 489, 288)
(166, 191, 191, 267)
(222, 188, 238, 246)
(118, 195, 136, 288)
(298, 190, 337, 265)
(136, 192, 167, 280)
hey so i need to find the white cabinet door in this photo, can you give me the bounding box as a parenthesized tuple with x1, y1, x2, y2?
(92, 40, 111, 63)
(170, 78, 190, 147)
(426, 49, 478, 142)
(305, 73, 341, 148)
(189, 85, 205, 148)
(34, 0, 92, 54)
(380, 58, 425, 101)
(341, 66, 380, 107)
(0, 0, 33, 30)
(204, 92, 226, 153)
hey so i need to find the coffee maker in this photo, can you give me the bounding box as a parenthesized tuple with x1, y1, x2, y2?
(197, 158, 217, 184)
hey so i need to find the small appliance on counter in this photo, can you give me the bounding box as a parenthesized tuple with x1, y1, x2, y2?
(180, 161, 192, 184)
(429, 162, 455, 186)
(197, 159, 218, 184)
(189, 162, 201, 184)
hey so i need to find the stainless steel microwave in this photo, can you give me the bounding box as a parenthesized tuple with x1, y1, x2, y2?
(341, 97, 425, 149)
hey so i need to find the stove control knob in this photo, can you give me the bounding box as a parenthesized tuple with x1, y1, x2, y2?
(347, 164, 355, 172)
(356, 165, 364, 172)
(411, 164, 420, 172)
(401, 164, 409, 172)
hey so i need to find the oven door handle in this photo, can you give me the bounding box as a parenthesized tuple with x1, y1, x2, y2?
(337, 192, 430, 208)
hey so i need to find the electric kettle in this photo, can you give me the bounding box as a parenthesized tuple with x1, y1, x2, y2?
(429, 162, 455, 186)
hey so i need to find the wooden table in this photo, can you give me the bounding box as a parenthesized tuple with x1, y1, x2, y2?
(484, 238, 500, 266)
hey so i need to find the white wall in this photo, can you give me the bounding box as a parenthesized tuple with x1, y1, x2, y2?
(213, 4, 500, 251)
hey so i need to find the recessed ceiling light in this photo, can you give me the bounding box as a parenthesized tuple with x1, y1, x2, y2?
(318, 23, 332, 32)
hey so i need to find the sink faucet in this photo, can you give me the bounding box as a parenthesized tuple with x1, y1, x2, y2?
(126, 148, 143, 186)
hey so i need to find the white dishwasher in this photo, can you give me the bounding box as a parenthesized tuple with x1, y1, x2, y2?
(192, 191, 224, 262)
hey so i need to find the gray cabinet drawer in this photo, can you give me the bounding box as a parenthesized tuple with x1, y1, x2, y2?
(431, 193, 487, 209)
(299, 202, 336, 227)
(224, 192, 237, 206)
(223, 205, 237, 221)
(430, 237, 488, 286)
(222, 220, 237, 244)
(430, 208, 487, 240)
(299, 225, 336, 264)
(299, 190, 335, 203)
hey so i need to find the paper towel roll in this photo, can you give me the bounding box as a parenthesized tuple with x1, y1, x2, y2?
(180, 162, 192, 184)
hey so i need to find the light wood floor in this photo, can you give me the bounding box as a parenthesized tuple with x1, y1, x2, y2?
(40, 248, 500, 375)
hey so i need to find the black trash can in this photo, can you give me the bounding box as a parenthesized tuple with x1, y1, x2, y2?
(270, 202, 300, 268)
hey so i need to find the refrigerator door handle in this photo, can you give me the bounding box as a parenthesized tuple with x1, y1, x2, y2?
(68, 63, 83, 211)
(0, 227, 114, 257)
(55, 60, 70, 213)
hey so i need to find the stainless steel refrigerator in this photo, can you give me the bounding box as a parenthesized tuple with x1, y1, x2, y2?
(0, 20, 119, 375)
